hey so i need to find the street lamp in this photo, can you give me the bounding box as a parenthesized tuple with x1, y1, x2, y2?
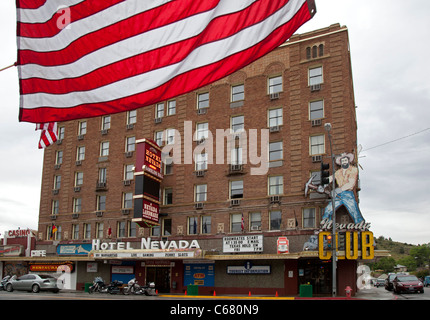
(325, 122, 337, 297)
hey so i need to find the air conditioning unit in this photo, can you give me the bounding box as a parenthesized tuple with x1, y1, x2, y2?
(310, 84, 321, 92)
(95, 211, 104, 217)
(251, 225, 261, 231)
(50, 215, 57, 220)
(197, 108, 207, 115)
(230, 199, 240, 206)
(195, 202, 204, 209)
(75, 160, 82, 166)
(54, 164, 61, 170)
(77, 134, 85, 140)
(270, 92, 280, 100)
(121, 209, 131, 215)
(195, 170, 205, 177)
(311, 119, 322, 127)
(154, 117, 162, 124)
(126, 123, 134, 130)
(123, 180, 132, 186)
(270, 195, 281, 204)
(125, 151, 134, 158)
(312, 155, 322, 163)
(72, 213, 79, 219)
(229, 164, 243, 172)
(269, 125, 280, 133)
(74, 186, 81, 192)
(52, 189, 59, 195)
(101, 129, 109, 135)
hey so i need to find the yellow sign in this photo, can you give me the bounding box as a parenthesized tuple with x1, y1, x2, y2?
(318, 231, 374, 260)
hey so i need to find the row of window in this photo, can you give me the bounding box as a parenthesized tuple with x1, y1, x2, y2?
(51, 171, 294, 215)
(46, 207, 318, 240)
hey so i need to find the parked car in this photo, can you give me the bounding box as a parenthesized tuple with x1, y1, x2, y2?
(392, 275, 424, 294)
(6, 274, 60, 293)
(385, 273, 397, 291)
(424, 276, 430, 287)
(374, 279, 385, 287)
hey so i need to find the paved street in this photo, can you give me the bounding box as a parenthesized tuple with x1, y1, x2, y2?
(0, 286, 428, 300)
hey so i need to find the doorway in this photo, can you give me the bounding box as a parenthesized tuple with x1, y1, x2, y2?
(146, 267, 171, 293)
(298, 259, 332, 295)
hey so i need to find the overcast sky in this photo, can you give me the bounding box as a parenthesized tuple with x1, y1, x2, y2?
(0, 1, 429, 245)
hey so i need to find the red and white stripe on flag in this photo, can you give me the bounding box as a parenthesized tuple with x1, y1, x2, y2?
(36, 122, 58, 149)
(17, 0, 316, 123)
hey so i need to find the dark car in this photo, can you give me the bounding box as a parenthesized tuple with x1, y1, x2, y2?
(6, 274, 60, 293)
(393, 275, 424, 294)
(385, 273, 397, 291)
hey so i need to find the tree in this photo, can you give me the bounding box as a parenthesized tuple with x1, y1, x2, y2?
(374, 257, 396, 274)
(410, 246, 430, 269)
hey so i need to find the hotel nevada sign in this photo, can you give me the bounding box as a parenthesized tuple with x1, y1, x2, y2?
(90, 238, 202, 259)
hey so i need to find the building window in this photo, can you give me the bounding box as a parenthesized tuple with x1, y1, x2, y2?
(269, 176, 283, 195)
(270, 210, 282, 230)
(309, 66, 323, 86)
(230, 147, 243, 165)
(78, 121, 86, 136)
(123, 192, 133, 209)
(303, 208, 316, 229)
(202, 216, 211, 234)
(84, 223, 91, 239)
(167, 100, 176, 116)
(118, 221, 126, 238)
(75, 172, 84, 186)
(188, 217, 198, 235)
(126, 136, 135, 152)
(249, 212, 261, 230)
(102, 116, 111, 130)
(231, 115, 244, 133)
(151, 225, 160, 237)
(124, 165, 134, 181)
(155, 103, 164, 118)
(164, 157, 173, 175)
(231, 213, 243, 233)
(164, 188, 173, 205)
(96, 223, 104, 238)
(51, 200, 59, 215)
(197, 92, 209, 110)
(310, 100, 324, 120)
(230, 180, 243, 199)
(268, 75, 282, 94)
(163, 219, 172, 236)
(195, 184, 207, 202)
(55, 150, 63, 165)
(127, 110, 137, 124)
(97, 195, 106, 211)
(154, 131, 163, 146)
(195, 153, 208, 171)
(58, 126, 65, 140)
(269, 141, 283, 162)
(72, 224, 79, 240)
(100, 141, 109, 157)
(73, 198, 81, 213)
(166, 128, 175, 145)
(77, 146, 85, 161)
(129, 221, 137, 238)
(98, 168, 107, 184)
(54, 175, 61, 190)
(319, 44, 324, 57)
(268, 108, 283, 127)
(310, 135, 325, 155)
(231, 84, 244, 102)
(196, 122, 209, 141)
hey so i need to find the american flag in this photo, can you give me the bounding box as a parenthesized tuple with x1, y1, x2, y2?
(17, 0, 316, 123)
(35, 122, 58, 148)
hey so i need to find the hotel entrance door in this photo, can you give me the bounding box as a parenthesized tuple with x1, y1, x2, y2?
(146, 267, 171, 293)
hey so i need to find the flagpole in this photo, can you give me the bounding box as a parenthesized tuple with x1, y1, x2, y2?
(0, 62, 17, 73)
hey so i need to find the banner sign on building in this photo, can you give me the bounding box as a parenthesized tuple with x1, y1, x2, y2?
(133, 139, 163, 228)
(184, 263, 215, 287)
(223, 235, 263, 253)
(227, 262, 271, 274)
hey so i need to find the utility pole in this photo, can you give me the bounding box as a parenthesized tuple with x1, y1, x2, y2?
(325, 123, 337, 297)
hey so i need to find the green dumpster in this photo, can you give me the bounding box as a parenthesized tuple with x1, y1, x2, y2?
(84, 282, 92, 292)
(187, 285, 199, 296)
(299, 284, 312, 297)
